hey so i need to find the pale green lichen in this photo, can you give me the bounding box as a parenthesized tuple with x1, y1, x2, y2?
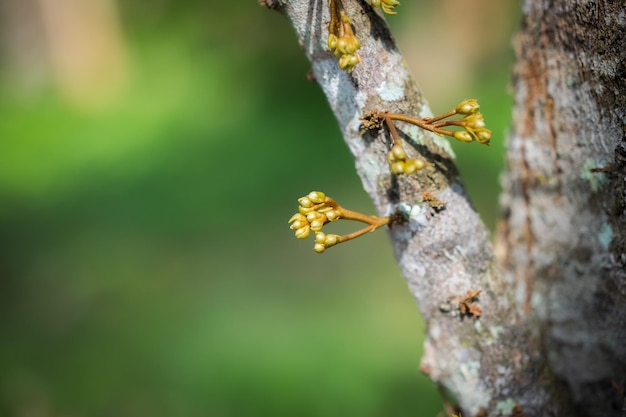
(377, 81, 404, 101)
(580, 158, 609, 192)
(474, 320, 483, 332)
(451, 359, 491, 414)
(531, 292, 543, 311)
(598, 223, 613, 250)
(489, 326, 503, 339)
(496, 398, 517, 415)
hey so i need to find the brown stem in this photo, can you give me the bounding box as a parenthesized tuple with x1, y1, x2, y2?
(384, 115, 402, 145)
(383, 112, 457, 138)
(431, 120, 465, 129)
(421, 109, 457, 124)
(338, 216, 390, 244)
(329, 0, 340, 36)
(338, 207, 389, 226)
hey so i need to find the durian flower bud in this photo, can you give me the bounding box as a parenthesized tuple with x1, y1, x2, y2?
(455, 99, 480, 115)
(454, 131, 474, 143)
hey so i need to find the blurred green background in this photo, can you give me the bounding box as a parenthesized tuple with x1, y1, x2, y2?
(0, 1, 519, 416)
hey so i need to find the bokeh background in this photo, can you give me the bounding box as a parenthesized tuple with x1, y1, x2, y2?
(0, 1, 519, 416)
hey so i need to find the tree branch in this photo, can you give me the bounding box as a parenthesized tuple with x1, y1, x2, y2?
(267, 0, 601, 415)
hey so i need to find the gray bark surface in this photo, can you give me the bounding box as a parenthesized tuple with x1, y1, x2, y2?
(497, 1, 626, 416)
(266, 0, 626, 415)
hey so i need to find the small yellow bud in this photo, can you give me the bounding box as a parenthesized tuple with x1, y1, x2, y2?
(298, 196, 313, 208)
(454, 131, 474, 143)
(455, 99, 480, 115)
(298, 205, 313, 215)
(288, 213, 307, 224)
(391, 144, 407, 160)
(290, 220, 307, 230)
(313, 243, 326, 253)
(328, 34, 338, 51)
(338, 55, 350, 70)
(315, 232, 326, 244)
(463, 113, 485, 130)
(326, 210, 340, 222)
(310, 218, 324, 231)
(404, 159, 425, 174)
(295, 226, 310, 239)
(390, 160, 405, 175)
(308, 191, 326, 204)
(324, 234, 340, 247)
(337, 38, 347, 53)
(344, 38, 360, 54)
(339, 54, 360, 71)
(381, 0, 400, 15)
(475, 129, 492, 145)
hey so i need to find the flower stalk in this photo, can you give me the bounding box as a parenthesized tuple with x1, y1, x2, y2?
(361, 99, 492, 174)
(289, 191, 391, 253)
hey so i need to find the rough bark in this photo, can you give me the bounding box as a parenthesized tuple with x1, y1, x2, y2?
(266, 0, 626, 416)
(496, 1, 626, 416)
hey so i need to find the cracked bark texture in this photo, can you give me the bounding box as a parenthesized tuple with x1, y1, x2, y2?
(267, 0, 626, 416)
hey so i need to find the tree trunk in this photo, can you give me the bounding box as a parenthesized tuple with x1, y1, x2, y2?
(265, 0, 626, 415)
(496, 1, 626, 416)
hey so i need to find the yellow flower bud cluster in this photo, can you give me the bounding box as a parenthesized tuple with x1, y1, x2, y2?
(455, 99, 480, 115)
(327, 13, 361, 72)
(371, 0, 400, 15)
(453, 99, 492, 145)
(288, 191, 342, 252)
(313, 231, 340, 253)
(289, 191, 392, 254)
(386, 143, 427, 175)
